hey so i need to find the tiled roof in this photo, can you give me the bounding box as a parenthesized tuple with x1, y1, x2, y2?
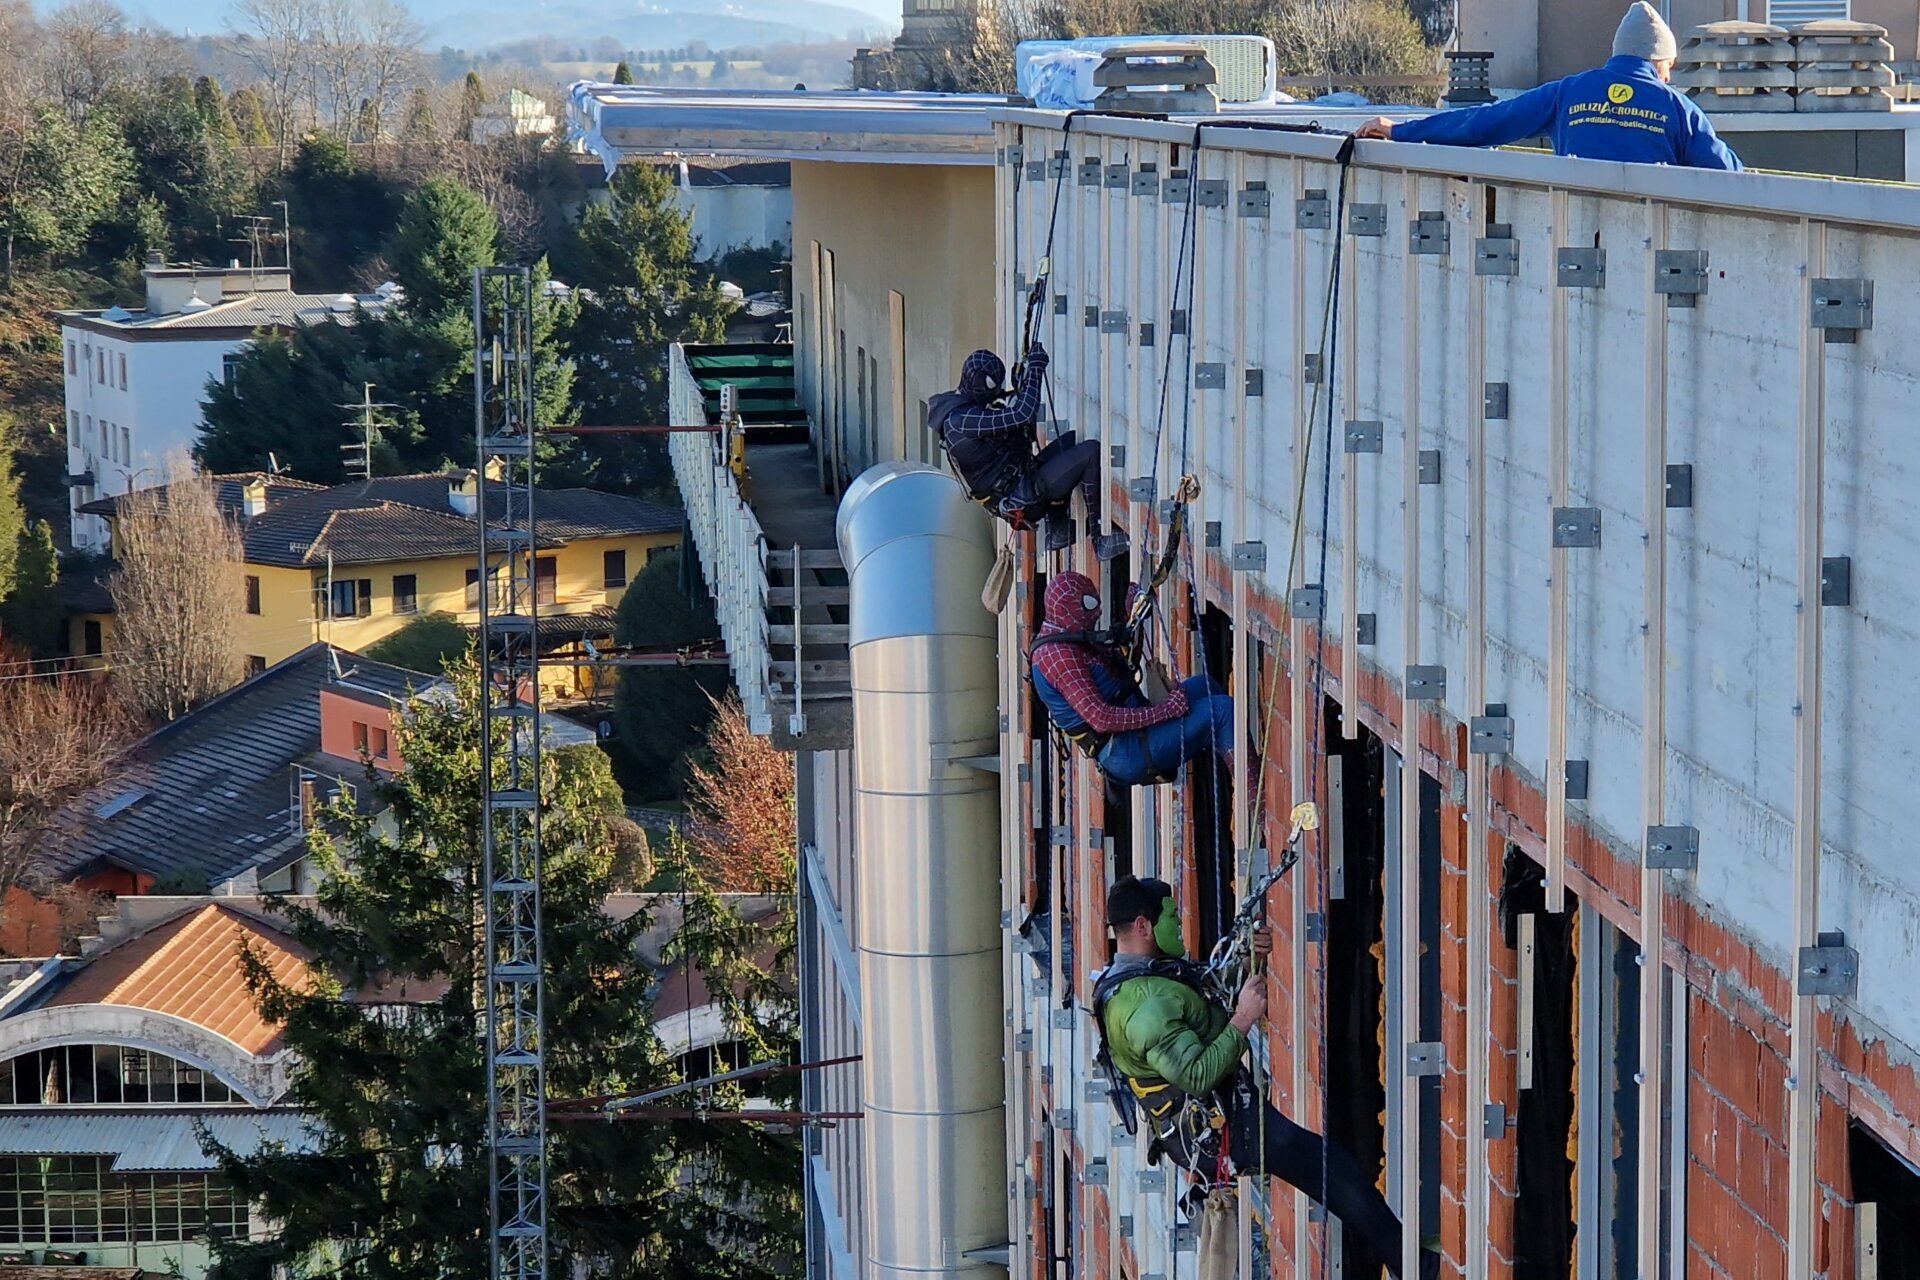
(42, 645, 431, 886)
(88, 473, 682, 570)
(78, 472, 325, 520)
(42, 904, 312, 1054)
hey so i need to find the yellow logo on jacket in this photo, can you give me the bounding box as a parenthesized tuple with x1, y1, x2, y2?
(1608, 82, 1634, 104)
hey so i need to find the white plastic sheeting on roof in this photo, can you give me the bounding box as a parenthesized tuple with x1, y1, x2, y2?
(0, 1110, 317, 1171)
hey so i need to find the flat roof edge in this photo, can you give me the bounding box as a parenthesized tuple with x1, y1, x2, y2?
(997, 108, 1920, 233)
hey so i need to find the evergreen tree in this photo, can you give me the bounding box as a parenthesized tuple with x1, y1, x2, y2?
(207, 662, 799, 1279)
(269, 133, 406, 289)
(401, 86, 437, 142)
(112, 80, 243, 258)
(610, 548, 727, 798)
(2, 522, 60, 657)
(710, 57, 732, 82)
(199, 78, 243, 153)
(197, 324, 408, 482)
(0, 104, 131, 287)
(613, 59, 635, 84)
(459, 69, 487, 139)
(389, 176, 498, 321)
(563, 163, 734, 493)
(228, 86, 273, 147)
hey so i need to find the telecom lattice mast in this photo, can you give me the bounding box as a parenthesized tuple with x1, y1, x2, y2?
(474, 265, 547, 1280)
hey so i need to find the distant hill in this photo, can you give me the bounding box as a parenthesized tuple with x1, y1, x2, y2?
(106, 0, 898, 49)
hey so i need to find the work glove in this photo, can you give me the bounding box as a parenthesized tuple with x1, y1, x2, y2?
(1028, 342, 1049, 370)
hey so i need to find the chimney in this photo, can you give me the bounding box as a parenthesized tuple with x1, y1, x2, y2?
(243, 476, 269, 519)
(448, 471, 479, 516)
(298, 775, 317, 830)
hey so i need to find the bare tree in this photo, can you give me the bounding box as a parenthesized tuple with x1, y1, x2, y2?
(228, 0, 316, 164)
(40, 0, 131, 121)
(357, 0, 426, 141)
(109, 466, 246, 723)
(0, 663, 132, 902)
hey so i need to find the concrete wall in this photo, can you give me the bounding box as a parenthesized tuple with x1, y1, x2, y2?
(994, 112, 1920, 1279)
(790, 161, 996, 486)
(679, 182, 794, 259)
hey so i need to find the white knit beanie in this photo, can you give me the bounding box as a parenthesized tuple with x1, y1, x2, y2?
(1613, 1, 1678, 61)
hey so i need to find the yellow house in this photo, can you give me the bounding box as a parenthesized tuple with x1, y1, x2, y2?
(72, 471, 683, 692)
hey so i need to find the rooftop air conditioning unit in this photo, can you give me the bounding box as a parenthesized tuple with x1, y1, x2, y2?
(1016, 34, 1275, 104)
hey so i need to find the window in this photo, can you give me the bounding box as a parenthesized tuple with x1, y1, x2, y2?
(118, 426, 128, 464)
(370, 725, 389, 758)
(392, 573, 417, 614)
(65, 340, 75, 375)
(352, 721, 370, 754)
(465, 567, 483, 608)
(67, 410, 77, 440)
(82, 621, 101, 657)
(117, 353, 127, 390)
(98, 420, 107, 455)
(245, 655, 266, 677)
(0, 1156, 250, 1245)
(328, 578, 371, 619)
(0, 1045, 239, 1107)
(646, 544, 667, 564)
(603, 549, 627, 588)
(535, 555, 556, 606)
(222, 352, 243, 387)
(244, 574, 260, 615)
(96, 349, 105, 384)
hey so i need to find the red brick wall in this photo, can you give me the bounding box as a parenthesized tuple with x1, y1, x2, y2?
(1020, 499, 1920, 1277)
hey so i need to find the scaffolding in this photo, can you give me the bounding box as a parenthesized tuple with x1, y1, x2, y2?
(475, 265, 547, 1280)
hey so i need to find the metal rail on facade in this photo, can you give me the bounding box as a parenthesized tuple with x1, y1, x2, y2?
(476, 265, 548, 1280)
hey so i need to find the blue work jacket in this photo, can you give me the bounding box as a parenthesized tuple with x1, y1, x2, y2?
(1392, 56, 1742, 170)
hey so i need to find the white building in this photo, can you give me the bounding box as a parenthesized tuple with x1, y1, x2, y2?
(469, 89, 557, 144)
(55, 256, 396, 553)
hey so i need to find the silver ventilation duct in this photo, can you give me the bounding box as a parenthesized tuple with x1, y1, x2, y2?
(836, 463, 1007, 1279)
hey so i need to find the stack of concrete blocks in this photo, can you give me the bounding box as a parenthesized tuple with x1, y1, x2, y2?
(1673, 20, 1797, 112)
(1788, 19, 1895, 111)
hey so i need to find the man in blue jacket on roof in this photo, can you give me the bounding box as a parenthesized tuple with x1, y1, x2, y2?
(1355, 2, 1742, 171)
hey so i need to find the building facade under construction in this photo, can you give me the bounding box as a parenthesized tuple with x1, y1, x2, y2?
(574, 80, 1920, 1280)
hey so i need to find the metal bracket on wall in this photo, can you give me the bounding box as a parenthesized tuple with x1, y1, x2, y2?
(1419, 449, 1442, 485)
(1305, 912, 1326, 943)
(1014, 1030, 1033, 1052)
(1238, 181, 1270, 218)
(1139, 322, 1155, 347)
(1049, 826, 1071, 846)
(1296, 188, 1331, 228)
(1137, 1169, 1166, 1192)
(1666, 463, 1694, 509)
(1811, 277, 1873, 343)
(1132, 163, 1159, 196)
(1053, 294, 1067, 316)
(1055, 1108, 1076, 1131)
(1565, 759, 1590, 801)
(1406, 665, 1446, 700)
(1194, 363, 1226, 389)
(1245, 368, 1265, 397)
(1170, 310, 1188, 336)
(1470, 711, 1515, 756)
(1407, 1041, 1446, 1076)
(1348, 202, 1387, 236)
(1304, 352, 1323, 384)
(1552, 507, 1602, 549)
(1410, 210, 1450, 255)
(1205, 520, 1222, 548)
(1100, 310, 1129, 335)
(1484, 381, 1509, 420)
(1048, 150, 1069, 177)
(1118, 1216, 1135, 1239)
(1556, 245, 1606, 289)
(1174, 1224, 1199, 1252)
(1109, 444, 1126, 469)
(1484, 1103, 1512, 1139)
(1105, 162, 1129, 189)
(1655, 248, 1709, 307)
(1161, 170, 1191, 203)
(1025, 160, 1045, 182)
(1003, 145, 1024, 168)
(1195, 178, 1228, 208)
(1129, 477, 1155, 502)
(1087, 825, 1104, 848)
(1085, 1159, 1109, 1186)
(1475, 225, 1518, 276)
(1083, 305, 1099, 329)
(1290, 584, 1325, 618)
(1822, 556, 1853, 607)
(1078, 157, 1102, 186)
(1356, 613, 1377, 645)
(1051, 1008, 1075, 1029)
(1344, 420, 1384, 453)
(1797, 931, 1859, 997)
(1645, 824, 1699, 870)
(1232, 542, 1268, 572)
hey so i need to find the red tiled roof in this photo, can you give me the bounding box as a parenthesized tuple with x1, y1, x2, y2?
(45, 905, 312, 1055)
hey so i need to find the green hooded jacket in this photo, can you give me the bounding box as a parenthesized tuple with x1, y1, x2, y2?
(1099, 958, 1246, 1097)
